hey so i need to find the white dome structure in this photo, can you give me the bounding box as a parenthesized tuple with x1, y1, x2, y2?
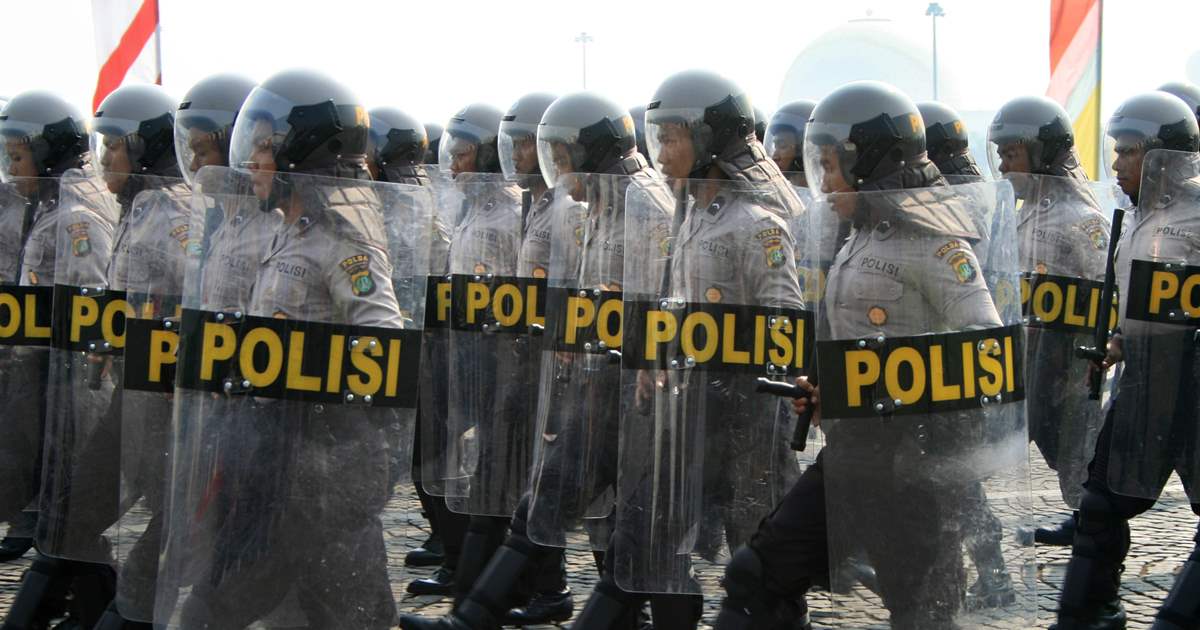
(778, 17, 961, 107)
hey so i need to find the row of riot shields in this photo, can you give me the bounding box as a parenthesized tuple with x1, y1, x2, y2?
(10, 153, 1198, 629)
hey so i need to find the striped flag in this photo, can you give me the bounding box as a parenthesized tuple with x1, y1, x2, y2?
(90, 0, 162, 113)
(1047, 0, 1103, 178)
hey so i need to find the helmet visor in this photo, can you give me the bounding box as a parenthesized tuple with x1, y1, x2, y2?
(499, 120, 539, 182)
(536, 125, 584, 189)
(175, 106, 236, 186)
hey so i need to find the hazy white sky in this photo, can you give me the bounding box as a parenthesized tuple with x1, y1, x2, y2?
(5, 0, 1200, 126)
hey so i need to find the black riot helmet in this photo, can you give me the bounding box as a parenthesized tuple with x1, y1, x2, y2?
(423, 122, 443, 165)
(1157, 82, 1200, 125)
(439, 103, 503, 175)
(645, 69, 755, 179)
(1107, 91, 1200, 154)
(764, 99, 816, 174)
(229, 69, 369, 177)
(174, 74, 255, 185)
(537, 92, 636, 188)
(917, 101, 969, 166)
(629, 103, 649, 163)
(368, 107, 427, 172)
(986, 95, 1075, 177)
(804, 81, 928, 192)
(498, 92, 557, 184)
(0, 90, 89, 181)
(753, 106, 767, 143)
(93, 83, 179, 180)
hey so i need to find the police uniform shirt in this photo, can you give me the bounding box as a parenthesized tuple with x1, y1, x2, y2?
(19, 200, 59, 287)
(1115, 174, 1200, 334)
(107, 184, 193, 310)
(248, 185, 403, 329)
(519, 189, 558, 280)
(670, 190, 804, 310)
(825, 218, 1002, 340)
(447, 182, 522, 277)
(201, 201, 283, 312)
(0, 188, 29, 284)
(1018, 188, 1109, 280)
(54, 176, 119, 289)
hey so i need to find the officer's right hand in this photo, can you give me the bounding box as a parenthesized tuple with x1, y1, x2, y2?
(1103, 333, 1124, 368)
(793, 376, 820, 427)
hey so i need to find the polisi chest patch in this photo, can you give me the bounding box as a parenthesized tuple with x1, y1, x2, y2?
(756, 227, 786, 269)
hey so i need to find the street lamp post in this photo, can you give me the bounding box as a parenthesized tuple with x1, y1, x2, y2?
(575, 31, 593, 89)
(926, 2, 944, 100)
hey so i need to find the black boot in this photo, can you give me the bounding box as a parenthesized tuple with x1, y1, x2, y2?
(454, 517, 507, 602)
(407, 566, 456, 597)
(0, 511, 37, 562)
(405, 533, 445, 568)
(2, 555, 104, 630)
(503, 588, 574, 626)
(92, 601, 154, 630)
(715, 546, 811, 630)
(1149, 547, 1200, 629)
(570, 581, 635, 630)
(1036, 514, 1078, 547)
(399, 544, 532, 630)
(1052, 554, 1127, 629)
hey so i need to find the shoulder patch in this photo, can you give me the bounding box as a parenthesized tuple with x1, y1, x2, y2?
(340, 254, 376, 297)
(946, 250, 978, 284)
(935, 240, 966, 259)
(67, 222, 91, 257)
(1078, 218, 1109, 250)
(170, 224, 200, 255)
(757, 227, 787, 269)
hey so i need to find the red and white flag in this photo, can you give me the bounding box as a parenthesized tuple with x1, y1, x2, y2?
(90, 0, 161, 113)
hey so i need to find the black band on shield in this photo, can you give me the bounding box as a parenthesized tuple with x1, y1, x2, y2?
(174, 308, 422, 407)
(818, 323, 1025, 419)
(0, 284, 54, 346)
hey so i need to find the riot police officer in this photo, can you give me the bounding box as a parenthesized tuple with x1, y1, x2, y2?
(763, 100, 816, 186)
(174, 68, 405, 629)
(400, 90, 694, 630)
(715, 81, 1028, 630)
(989, 95, 1112, 550)
(1053, 91, 1200, 630)
(408, 102, 517, 599)
(0, 90, 97, 629)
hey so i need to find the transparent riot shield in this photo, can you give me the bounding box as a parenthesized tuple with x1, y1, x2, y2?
(612, 177, 810, 594)
(523, 173, 632, 548)
(441, 173, 527, 515)
(1007, 173, 1116, 510)
(153, 167, 427, 629)
(417, 176, 457, 496)
(816, 181, 1035, 627)
(1106, 149, 1200, 503)
(36, 169, 123, 564)
(105, 175, 191, 622)
(0, 176, 66, 538)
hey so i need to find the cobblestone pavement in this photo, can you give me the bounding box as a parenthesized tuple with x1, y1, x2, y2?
(1, 456, 1194, 628)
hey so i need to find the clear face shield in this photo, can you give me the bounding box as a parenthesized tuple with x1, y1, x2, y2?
(985, 119, 1044, 178)
(228, 86, 297, 202)
(0, 119, 42, 194)
(91, 117, 146, 195)
(175, 107, 236, 187)
(499, 119, 539, 184)
(535, 126, 585, 193)
(645, 107, 704, 179)
(802, 121, 860, 220)
(1103, 115, 1166, 200)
